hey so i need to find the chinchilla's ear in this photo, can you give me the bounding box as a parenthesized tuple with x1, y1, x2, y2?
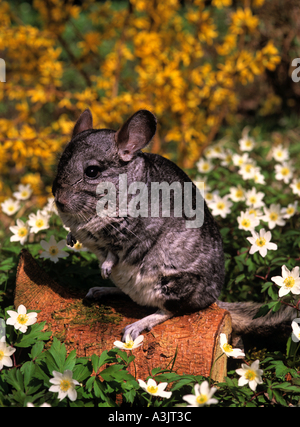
(115, 110, 157, 162)
(72, 109, 93, 138)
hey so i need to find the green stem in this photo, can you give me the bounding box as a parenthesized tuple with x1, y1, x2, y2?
(130, 350, 137, 379)
(147, 395, 153, 407)
(293, 341, 300, 366)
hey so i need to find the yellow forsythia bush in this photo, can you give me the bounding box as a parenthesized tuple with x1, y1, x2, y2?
(0, 0, 287, 203)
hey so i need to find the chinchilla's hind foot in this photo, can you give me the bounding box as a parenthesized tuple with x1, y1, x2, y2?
(85, 286, 124, 301)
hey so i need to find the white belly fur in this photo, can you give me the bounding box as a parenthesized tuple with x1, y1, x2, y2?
(109, 261, 163, 309)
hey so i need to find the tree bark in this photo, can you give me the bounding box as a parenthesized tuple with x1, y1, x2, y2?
(15, 249, 231, 382)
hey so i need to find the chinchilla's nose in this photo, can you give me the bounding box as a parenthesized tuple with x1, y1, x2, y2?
(54, 189, 68, 212)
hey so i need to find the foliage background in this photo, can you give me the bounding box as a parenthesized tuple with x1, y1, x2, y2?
(0, 0, 299, 204)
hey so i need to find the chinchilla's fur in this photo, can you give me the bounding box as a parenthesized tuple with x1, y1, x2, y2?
(52, 109, 294, 341)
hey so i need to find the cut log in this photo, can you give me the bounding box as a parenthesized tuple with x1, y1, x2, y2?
(14, 249, 231, 382)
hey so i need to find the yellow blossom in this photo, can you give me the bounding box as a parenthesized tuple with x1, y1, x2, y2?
(230, 7, 259, 34)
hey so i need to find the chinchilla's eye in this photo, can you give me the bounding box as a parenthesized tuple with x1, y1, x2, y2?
(84, 165, 101, 179)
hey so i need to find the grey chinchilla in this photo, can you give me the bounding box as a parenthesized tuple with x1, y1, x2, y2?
(52, 109, 294, 342)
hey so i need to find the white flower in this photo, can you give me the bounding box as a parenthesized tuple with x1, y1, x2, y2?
(196, 158, 213, 173)
(238, 162, 256, 180)
(237, 211, 259, 232)
(6, 305, 37, 333)
(205, 190, 219, 206)
(204, 144, 224, 159)
(274, 162, 294, 184)
(9, 219, 29, 245)
(290, 178, 300, 196)
(202, 147, 214, 159)
(272, 144, 289, 163)
(41, 197, 58, 216)
(209, 194, 233, 218)
(49, 370, 79, 401)
(40, 235, 69, 263)
(193, 179, 205, 198)
(247, 228, 277, 258)
(232, 152, 250, 167)
(138, 378, 172, 399)
(13, 184, 32, 201)
(271, 265, 300, 297)
(68, 240, 88, 252)
(28, 210, 50, 234)
(261, 203, 286, 229)
(219, 333, 245, 358)
(238, 133, 255, 151)
(0, 336, 16, 370)
(236, 360, 263, 391)
(228, 185, 245, 202)
(220, 149, 233, 167)
(253, 167, 266, 185)
(246, 207, 263, 219)
(1, 198, 21, 216)
(281, 202, 298, 219)
(291, 318, 300, 343)
(114, 334, 144, 350)
(245, 188, 265, 208)
(182, 381, 217, 407)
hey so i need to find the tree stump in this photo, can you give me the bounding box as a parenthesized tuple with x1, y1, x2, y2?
(14, 249, 231, 382)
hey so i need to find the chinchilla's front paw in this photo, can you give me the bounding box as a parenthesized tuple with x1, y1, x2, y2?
(100, 251, 117, 279)
(101, 261, 112, 279)
(122, 322, 146, 342)
(66, 232, 77, 247)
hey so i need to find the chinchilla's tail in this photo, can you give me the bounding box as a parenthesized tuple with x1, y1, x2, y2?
(216, 300, 296, 337)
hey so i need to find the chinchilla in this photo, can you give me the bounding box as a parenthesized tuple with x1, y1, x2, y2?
(52, 109, 294, 342)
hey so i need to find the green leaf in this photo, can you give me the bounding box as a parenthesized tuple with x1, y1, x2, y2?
(123, 387, 137, 404)
(29, 341, 45, 360)
(235, 273, 245, 284)
(271, 257, 288, 266)
(100, 364, 124, 381)
(93, 378, 107, 400)
(85, 375, 95, 392)
(291, 378, 300, 387)
(4, 368, 24, 392)
(273, 382, 300, 393)
(272, 301, 282, 313)
(20, 361, 35, 389)
(170, 377, 195, 392)
(34, 363, 51, 387)
(261, 281, 273, 293)
(91, 354, 101, 374)
(63, 349, 77, 371)
(47, 337, 67, 371)
(92, 350, 116, 373)
(272, 389, 288, 406)
(0, 257, 15, 271)
(73, 362, 91, 383)
(267, 284, 279, 300)
(253, 303, 271, 319)
(14, 322, 51, 348)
